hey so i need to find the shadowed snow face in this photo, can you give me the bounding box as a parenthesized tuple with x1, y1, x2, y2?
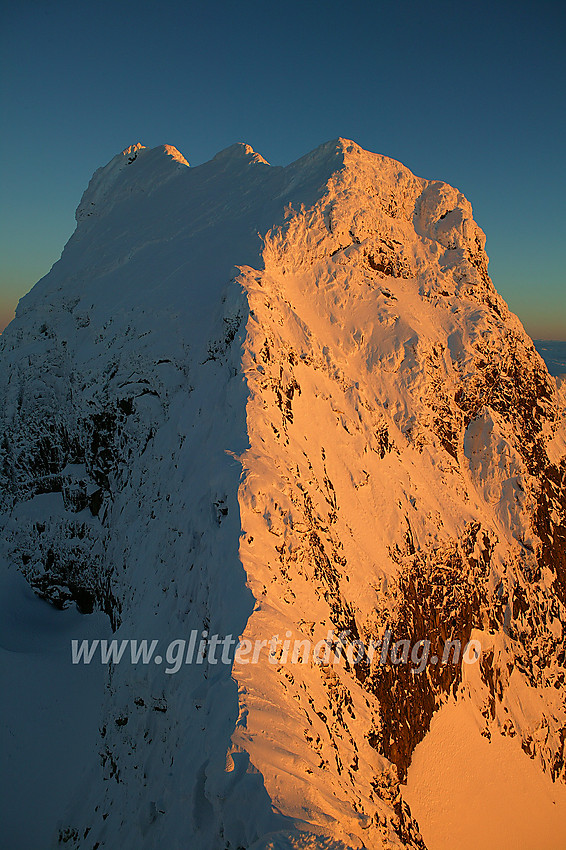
(1, 138, 565, 850)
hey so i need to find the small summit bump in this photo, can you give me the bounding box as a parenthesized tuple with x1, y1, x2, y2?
(122, 142, 146, 161)
(212, 142, 269, 166)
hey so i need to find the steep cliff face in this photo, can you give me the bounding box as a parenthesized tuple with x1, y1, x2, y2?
(0, 139, 564, 850)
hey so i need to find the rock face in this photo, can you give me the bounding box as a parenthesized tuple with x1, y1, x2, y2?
(1, 139, 565, 849)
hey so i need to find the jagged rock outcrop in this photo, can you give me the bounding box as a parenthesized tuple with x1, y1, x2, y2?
(1, 139, 564, 849)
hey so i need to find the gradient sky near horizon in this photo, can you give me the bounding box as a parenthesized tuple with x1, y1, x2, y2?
(1, 0, 564, 338)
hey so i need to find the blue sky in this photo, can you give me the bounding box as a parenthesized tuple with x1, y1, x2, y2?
(1, 0, 564, 337)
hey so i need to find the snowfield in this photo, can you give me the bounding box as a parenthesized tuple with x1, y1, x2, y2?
(0, 139, 565, 849)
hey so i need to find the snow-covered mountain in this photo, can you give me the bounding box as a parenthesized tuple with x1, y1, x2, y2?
(1, 139, 565, 850)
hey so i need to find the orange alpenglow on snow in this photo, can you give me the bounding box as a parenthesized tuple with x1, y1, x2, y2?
(1, 138, 565, 850)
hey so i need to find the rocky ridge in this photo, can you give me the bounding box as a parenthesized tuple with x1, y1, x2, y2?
(0, 139, 564, 849)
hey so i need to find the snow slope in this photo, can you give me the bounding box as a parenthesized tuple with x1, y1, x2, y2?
(0, 565, 110, 849)
(403, 694, 566, 850)
(0, 139, 564, 849)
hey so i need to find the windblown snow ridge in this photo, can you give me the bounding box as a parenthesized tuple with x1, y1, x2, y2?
(0, 138, 565, 850)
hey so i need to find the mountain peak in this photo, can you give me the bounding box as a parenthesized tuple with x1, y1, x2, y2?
(3, 135, 565, 850)
(75, 143, 189, 224)
(211, 141, 269, 166)
(119, 142, 189, 168)
(121, 142, 146, 159)
(161, 144, 190, 167)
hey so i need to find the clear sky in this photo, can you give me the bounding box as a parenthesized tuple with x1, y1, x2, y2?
(1, 0, 564, 338)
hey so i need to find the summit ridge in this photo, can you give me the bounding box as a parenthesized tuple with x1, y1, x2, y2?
(1, 138, 565, 850)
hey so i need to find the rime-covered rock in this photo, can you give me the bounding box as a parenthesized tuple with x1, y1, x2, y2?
(1, 139, 565, 849)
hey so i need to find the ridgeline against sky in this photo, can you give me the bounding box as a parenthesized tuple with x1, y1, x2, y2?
(2, 136, 565, 849)
(0, 0, 564, 339)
